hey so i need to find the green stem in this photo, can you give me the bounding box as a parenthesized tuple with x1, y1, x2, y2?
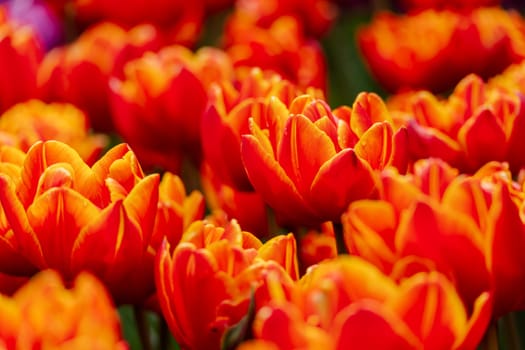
(134, 306, 153, 350)
(333, 222, 349, 255)
(482, 321, 500, 350)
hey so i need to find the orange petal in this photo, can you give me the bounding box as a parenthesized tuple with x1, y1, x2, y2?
(258, 233, 299, 280)
(241, 134, 318, 227)
(354, 121, 394, 170)
(350, 92, 392, 138)
(277, 114, 336, 195)
(310, 149, 375, 222)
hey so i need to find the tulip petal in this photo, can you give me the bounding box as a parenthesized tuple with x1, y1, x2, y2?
(333, 300, 422, 350)
(277, 114, 336, 195)
(310, 149, 375, 221)
(350, 92, 392, 138)
(457, 108, 507, 169)
(241, 134, 318, 227)
(27, 187, 101, 274)
(354, 121, 394, 170)
(257, 233, 299, 280)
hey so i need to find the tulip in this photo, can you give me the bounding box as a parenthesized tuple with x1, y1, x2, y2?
(343, 158, 525, 317)
(38, 22, 164, 132)
(241, 92, 402, 227)
(0, 269, 127, 349)
(228, 0, 337, 38)
(398, 0, 500, 12)
(224, 16, 327, 92)
(0, 140, 159, 304)
(0, 9, 42, 113)
(392, 74, 525, 174)
(155, 220, 298, 349)
(0, 100, 107, 164)
(110, 45, 234, 172)
(243, 256, 491, 350)
(72, 0, 204, 46)
(358, 7, 525, 93)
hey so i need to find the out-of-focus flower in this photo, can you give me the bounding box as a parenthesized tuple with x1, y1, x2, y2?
(203, 68, 323, 192)
(0, 100, 107, 165)
(358, 7, 525, 93)
(110, 45, 234, 172)
(224, 16, 327, 92)
(242, 256, 491, 350)
(0, 141, 159, 304)
(38, 22, 164, 132)
(390, 74, 525, 174)
(241, 92, 404, 227)
(150, 172, 205, 249)
(72, 0, 204, 46)
(343, 158, 525, 317)
(0, 8, 43, 113)
(229, 0, 337, 38)
(2, 0, 63, 50)
(398, 0, 500, 12)
(204, 0, 235, 13)
(0, 269, 128, 349)
(201, 162, 269, 237)
(155, 220, 299, 350)
(298, 221, 336, 274)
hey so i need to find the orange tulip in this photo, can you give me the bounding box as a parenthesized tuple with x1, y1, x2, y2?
(110, 45, 234, 172)
(38, 22, 164, 132)
(392, 74, 525, 174)
(241, 92, 402, 227)
(0, 141, 159, 304)
(399, 0, 500, 12)
(0, 100, 107, 164)
(343, 158, 525, 317)
(0, 269, 127, 349)
(72, 0, 204, 46)
(358, 7, 525, 93)
(228, 0, 337, 38)
(224, 16, 327, 92)
(244, 256, 491, 350)
(298, 222, 337, 274)
(0, 9, 42, 112)
(155, 220, 298, 349)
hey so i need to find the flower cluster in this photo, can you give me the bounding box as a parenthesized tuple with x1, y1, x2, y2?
(0, 0, 525, 349)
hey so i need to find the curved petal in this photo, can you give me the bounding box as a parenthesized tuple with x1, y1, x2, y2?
(241, 134, 318, 227)
(277, 114, 336, 195)
(354, 121, 394, 170)
(350, 92, 392, 138)
(257, 233, 299, 280)
(310, 149, 375, 222)
(333, 300, 422, 350)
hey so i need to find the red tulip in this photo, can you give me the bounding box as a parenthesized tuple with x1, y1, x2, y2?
(110, 45, 234, 172)
(358, 7, 525, 93)
(38, 22, 164, 132)
(0, 141, 159, 304)
(0, 100, 107, 164)
(0, 270, 127, 349)
(241, 92, 402, 227)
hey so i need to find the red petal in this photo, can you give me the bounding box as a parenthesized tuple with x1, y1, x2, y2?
(354, 121, 394, 170)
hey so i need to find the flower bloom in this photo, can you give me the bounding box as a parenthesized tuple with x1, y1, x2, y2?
(357, 7, 525, 93)
(71, 0, 204, 46)
(0, 270, 127, 349)
(0, 8, 42, 113)
(224, 16, 327, 92)
(0, 100, 107, 164)
(241, 92, 404, 227)
(155, 220, 299, 350)
(343, 158, 525, 317)
(399, 0, 500, 12)
(240, 256, 491, 350)
(38, 21, 164, 132)
(228, 0, 337, 38)
(390, 74, 525, 174)
(110, 45, 234, 172)
(0, 140, 159, 304)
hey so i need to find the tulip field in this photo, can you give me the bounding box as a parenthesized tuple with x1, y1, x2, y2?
(2, 0, 525, 349)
